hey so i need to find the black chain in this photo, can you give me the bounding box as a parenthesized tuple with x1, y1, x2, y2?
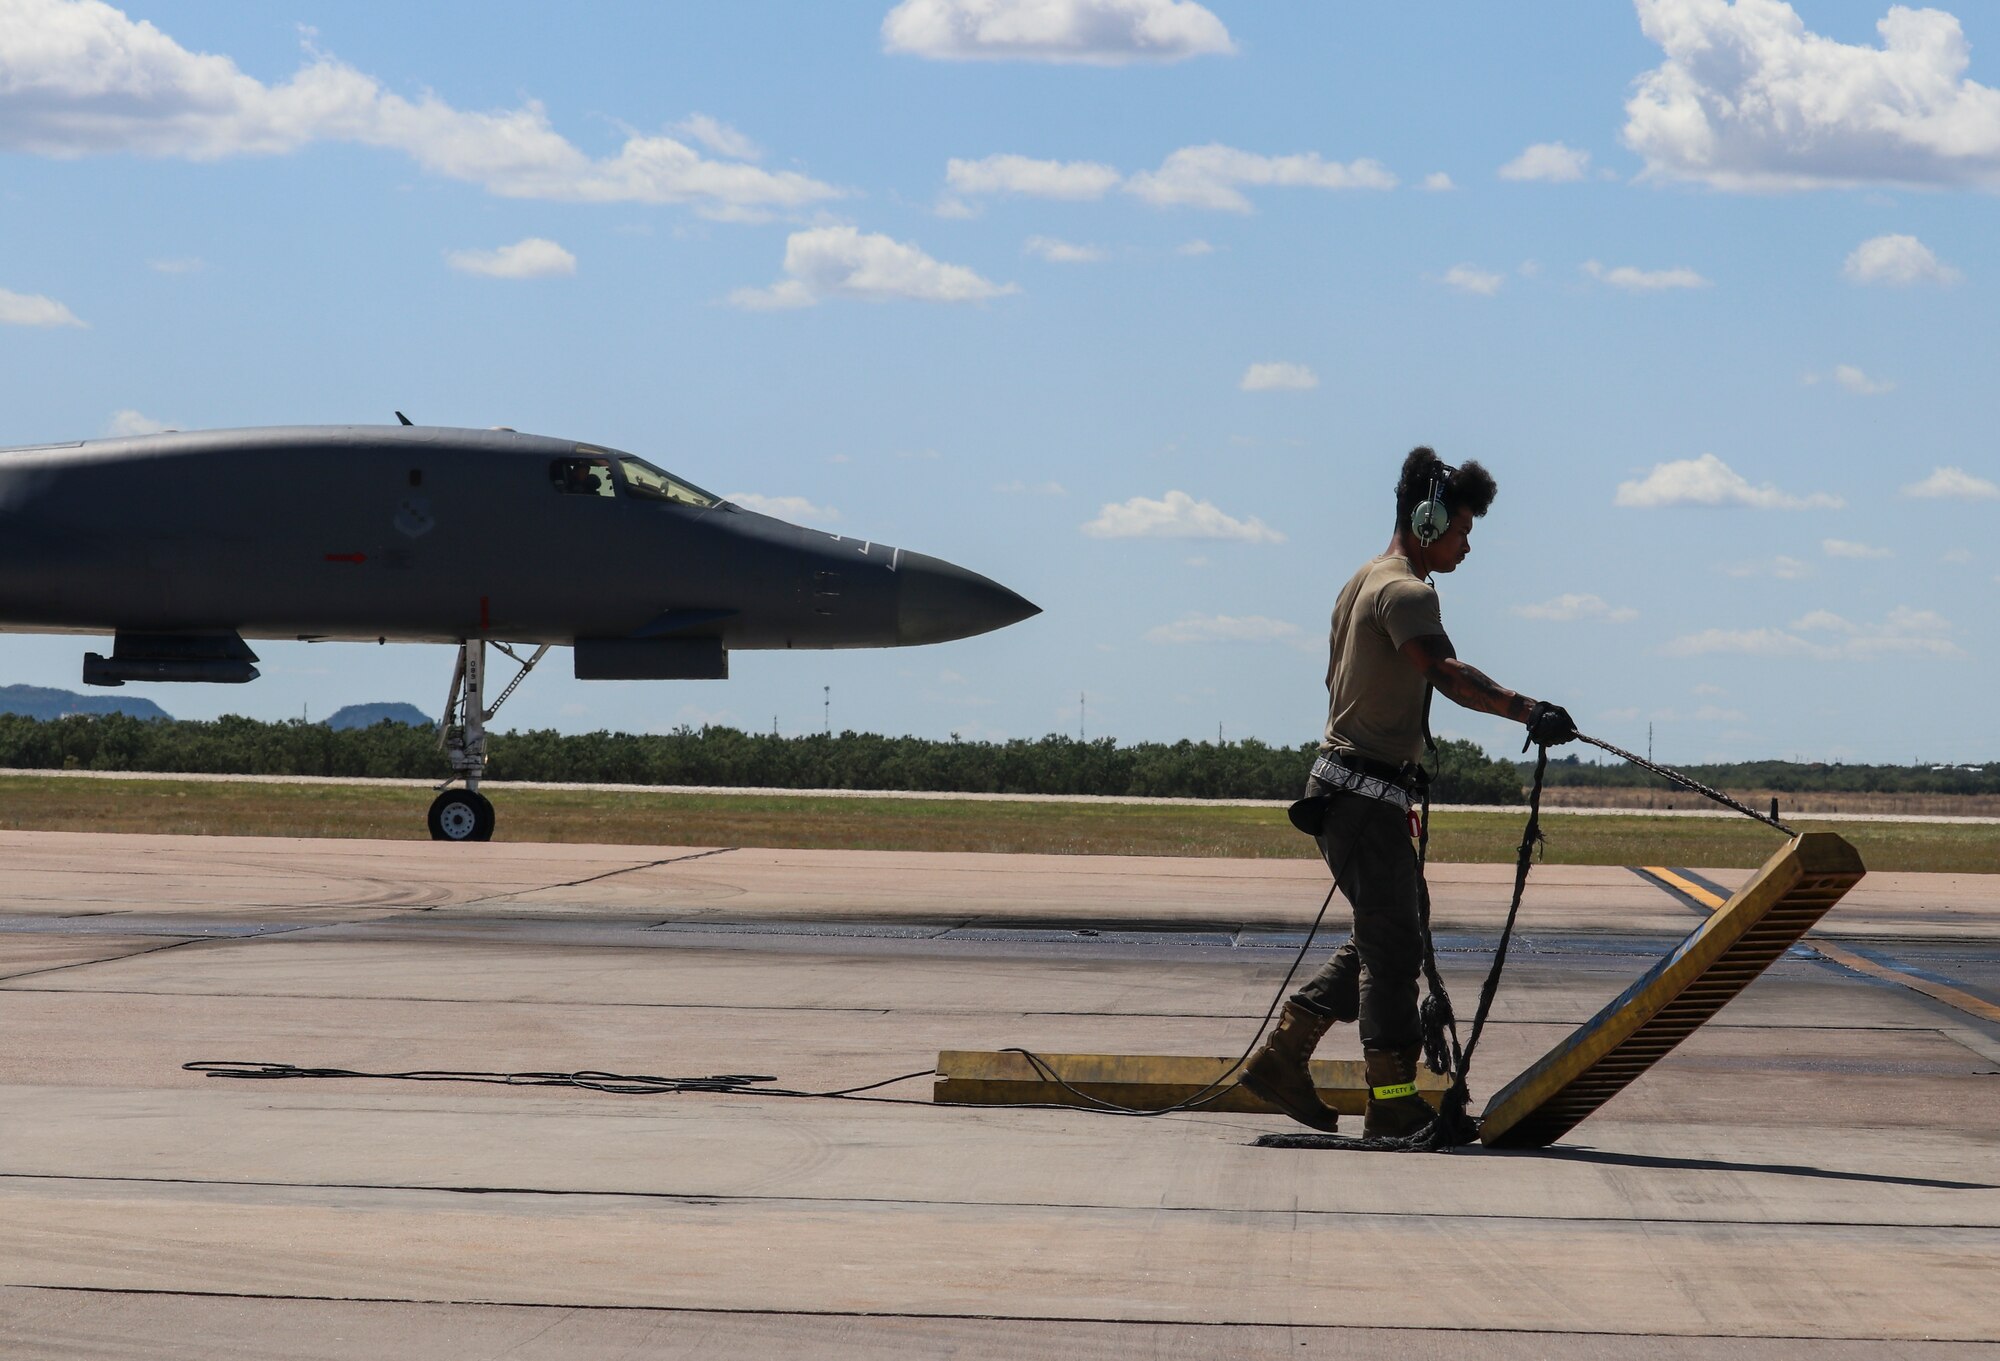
(1576, 732, 1795, 835)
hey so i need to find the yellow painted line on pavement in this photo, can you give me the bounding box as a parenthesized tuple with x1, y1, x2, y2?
(1804, 938, 2000, 1025)
(1641, 865, 2000, 1026)
(1643, 866, 1727, 912)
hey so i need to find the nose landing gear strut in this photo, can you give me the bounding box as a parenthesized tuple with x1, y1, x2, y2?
(429, 638, 548, 842)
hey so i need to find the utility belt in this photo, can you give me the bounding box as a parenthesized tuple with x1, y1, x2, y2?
(1308, 751, 1419, 811)
(1288, 750, 1423, 836)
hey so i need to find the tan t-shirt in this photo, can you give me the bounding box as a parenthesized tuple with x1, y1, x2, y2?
(1319, 554, 1448, 767)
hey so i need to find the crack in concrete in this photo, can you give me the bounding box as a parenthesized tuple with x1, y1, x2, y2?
(3, 1281, 1979, 1342)
(454, 847, 741, 909)
(2, 1170, 1991, 1217)
(0, 935, 217, 985)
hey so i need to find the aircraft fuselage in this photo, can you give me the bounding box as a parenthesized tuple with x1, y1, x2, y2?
(0, 425, 1035, 657)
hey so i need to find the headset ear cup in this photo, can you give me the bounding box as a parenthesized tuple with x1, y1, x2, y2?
(1410, 462, 1453, 545)
(1411, 499, 1448, 545)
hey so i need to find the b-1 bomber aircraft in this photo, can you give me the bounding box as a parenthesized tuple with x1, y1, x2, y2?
(0, 421, 1039, 841)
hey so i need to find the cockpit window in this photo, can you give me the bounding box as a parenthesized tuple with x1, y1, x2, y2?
(618, 456, 722, 509)
(551, 457, 616, 497)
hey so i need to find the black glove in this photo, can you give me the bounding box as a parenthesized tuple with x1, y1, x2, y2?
(1523, 700, 1578, 749)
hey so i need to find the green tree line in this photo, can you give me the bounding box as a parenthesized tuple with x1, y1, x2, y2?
(0, 712, 1526, 803)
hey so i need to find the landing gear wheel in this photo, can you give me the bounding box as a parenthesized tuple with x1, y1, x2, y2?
(428, 789, 495, 843)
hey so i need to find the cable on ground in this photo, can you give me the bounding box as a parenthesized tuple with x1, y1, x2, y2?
(184, 1061, 942, 1106)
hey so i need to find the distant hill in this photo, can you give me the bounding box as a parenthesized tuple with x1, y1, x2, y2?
(0, 684, 171, 721)
(326, 702, 433, 730)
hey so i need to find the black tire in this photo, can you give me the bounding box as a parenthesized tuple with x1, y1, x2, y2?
(428, 789, 496, 842)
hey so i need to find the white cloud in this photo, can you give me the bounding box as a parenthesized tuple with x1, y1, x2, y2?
(1843, 234, 1963, 286)
(1723, 555, 1811, 580)
(1791, 609, 1857, 634)
(1822, 538, 1892, 560)
(1440, 264, 1503, 296)
(1421, 171, 1455, 191)
(1583, 260, 1710, 292)
(0, 0, 840, 213)
(1512, 593, 1639, 623)
(947, 144, 1396, 213)
(1125, 144, 1396, 211)
(445, 237, 576, 279)
(1901, 465, 1999, 500)
(1175, 238, 1215, 256)
(883, 0, 1235, 65)
(1834, 605, 1957, 655)
(1625, 0, 2000, 190)
(1832, 363, 1894, 395)
(0, 286, 85, 327)
(1082, 490, 1284, 542)
(945, 154, 1122, 199)
(1617, 453, 1841, 510)
(671, 114, 760, 161)
(1023, 234, 1104, 263)
(725, 492, 840, 525)
(147, 256, 204, 274)
(1662, 627, 1820, 659)
(1498, 141, 1591, 182)
(105, 409, 169, 436)
(1146, 613, 1303, 644)
(995, 479, 1067, 496)
(1664, 606, 1961, 660)
(1239, 361, 1318, 392)
(729, 226, 1017, 308)
(1856, 628, 1968, 652)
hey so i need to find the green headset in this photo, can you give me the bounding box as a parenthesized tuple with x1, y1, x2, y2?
(1410, 459, 1458, 546)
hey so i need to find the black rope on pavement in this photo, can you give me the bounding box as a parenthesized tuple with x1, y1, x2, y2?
(183, 1061, 941, 1106)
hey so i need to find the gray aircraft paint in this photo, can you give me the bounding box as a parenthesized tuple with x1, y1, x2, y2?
(0, 425, 1039, 671)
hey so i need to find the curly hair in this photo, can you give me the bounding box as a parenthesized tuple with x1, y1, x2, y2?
(1394, 446, 1496, 528)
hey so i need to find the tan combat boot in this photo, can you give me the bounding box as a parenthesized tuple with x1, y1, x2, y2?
(1362, 1046, 1435, 1140)
(1241, 1000, 1341, 1132)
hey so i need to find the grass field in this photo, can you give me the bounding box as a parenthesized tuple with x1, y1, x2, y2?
(0, 774, 1992, 872)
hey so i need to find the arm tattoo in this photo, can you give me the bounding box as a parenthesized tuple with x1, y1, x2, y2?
(1403, 636, 1533, 723)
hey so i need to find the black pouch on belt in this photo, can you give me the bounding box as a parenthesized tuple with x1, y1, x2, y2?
(1287, 795, 1333, 837)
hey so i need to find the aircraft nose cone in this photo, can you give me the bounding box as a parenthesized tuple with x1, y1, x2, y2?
(896, 551, 1040, 646)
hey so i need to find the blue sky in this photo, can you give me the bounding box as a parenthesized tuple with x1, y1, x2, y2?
(1, 0, 1995, 765)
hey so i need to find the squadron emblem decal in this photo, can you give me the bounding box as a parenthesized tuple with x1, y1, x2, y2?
(394, 495, 436, 538)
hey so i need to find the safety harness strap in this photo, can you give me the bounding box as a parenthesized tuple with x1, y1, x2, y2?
(1371, 1081, 1418, 1100)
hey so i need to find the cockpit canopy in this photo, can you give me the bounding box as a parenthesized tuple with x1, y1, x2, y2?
(549, 448, 724, 509)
